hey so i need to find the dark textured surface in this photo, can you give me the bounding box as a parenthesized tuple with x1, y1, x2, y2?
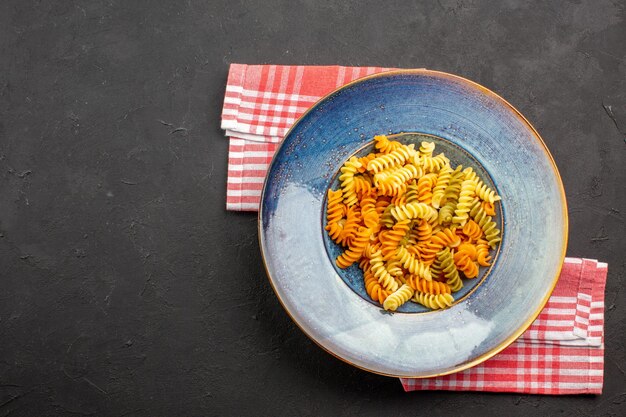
(0, 0, 624, 415)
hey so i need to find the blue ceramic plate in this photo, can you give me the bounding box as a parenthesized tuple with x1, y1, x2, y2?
(259, 70, 567, 378)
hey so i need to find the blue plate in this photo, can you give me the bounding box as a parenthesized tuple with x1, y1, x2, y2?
(259, 70, 567, 378)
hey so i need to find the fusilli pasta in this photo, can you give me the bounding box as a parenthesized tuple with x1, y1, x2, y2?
(324, 135, 502, 311)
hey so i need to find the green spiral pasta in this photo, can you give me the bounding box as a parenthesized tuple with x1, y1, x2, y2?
(380, 204, 396, 228)
(438, 166, 464, 225)
(437, 247, 463, 292)
(412, 291, 454, 310)
(469, 198, 501, 249)
(405, 181, 419, 204)
(383, 284, 415, 311)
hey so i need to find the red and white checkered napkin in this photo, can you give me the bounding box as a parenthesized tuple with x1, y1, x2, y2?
(401, 258, 607, 394)
(221, 64, 608, 394)
(222, 64, 394, 210)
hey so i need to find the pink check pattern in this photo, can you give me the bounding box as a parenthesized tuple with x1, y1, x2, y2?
(221, 64, 607, 394)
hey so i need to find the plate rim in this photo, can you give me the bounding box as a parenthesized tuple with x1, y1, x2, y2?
(257, 68, 569, 378)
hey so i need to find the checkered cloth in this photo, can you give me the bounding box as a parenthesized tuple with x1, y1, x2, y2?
(221, 64, 607, 394)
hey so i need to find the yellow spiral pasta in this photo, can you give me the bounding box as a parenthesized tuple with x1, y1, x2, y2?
(475, 181, 501, 204)
(395, 246, 432, 280)
(324, 136, 502, 311)
(339, 157, 362, 206)
(452, 178, 477, 226)
(367, 144, 416, 173)
(413, 292, 454, 310)
(384, 163, 422, 187)
(390, 202, 438, 222)
(369, 249, 399, 292)
(419, 141, 436, 158)
(431, 165, 453, 208)
(421, 153, 450, 173)
(383, 284, 415, 311)
(353, 174, 373, 196)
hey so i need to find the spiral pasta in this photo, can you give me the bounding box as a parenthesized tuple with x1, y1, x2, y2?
(339, 157, 362, 207)
(409, 277, 452, 295)
(476, 239, 492, 267)
(367, 144, 416, 173)
(383, 284, 415, 311)
(421, 153, 450, 173)
(469, 198, 502, 249)
(417, 173, 437, 205)
(381, 219, 411, 260)
(475, 181, 501, 204)
(413, 292, 455, 310)
(336, 226, 371, 268)
(431, 165, 452, 208)
(462, 219, 483, 242)
(364, 265, 390, 302)
(369, 249, 399, 292)
(437, 247, 463, 292)
(452, 177, 477, 226)
(390, 202, 438, 222)
(324, 135, 502, 311)
(418, 141, 436, 158)
(396, 245, 432, 280)
(374, 134, 403, 154)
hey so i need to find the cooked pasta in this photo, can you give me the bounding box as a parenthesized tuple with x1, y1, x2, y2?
(413, 292, 455, 310)
(383, 284, 415, 311)
(409, 277, 452, 295)
(437, 247, 463, 292)
(324, 135, 502, 311)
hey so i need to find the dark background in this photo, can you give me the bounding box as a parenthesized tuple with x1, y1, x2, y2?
(1, 0, 625, 415)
